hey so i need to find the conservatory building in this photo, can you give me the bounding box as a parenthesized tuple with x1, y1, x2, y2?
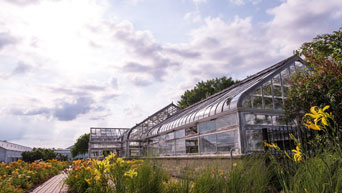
(89, 55, 306, 158)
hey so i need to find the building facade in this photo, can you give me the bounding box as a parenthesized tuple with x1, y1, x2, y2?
(0, 140, 32, 163)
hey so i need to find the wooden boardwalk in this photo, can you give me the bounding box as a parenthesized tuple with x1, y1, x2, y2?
(30, 173, 68, 193)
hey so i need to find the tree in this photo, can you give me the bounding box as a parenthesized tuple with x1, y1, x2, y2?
(177, 76, 238, 109)
(285, 28, 342, 125)
(21, 148, 57, 162)
(71, 133, 90, 158)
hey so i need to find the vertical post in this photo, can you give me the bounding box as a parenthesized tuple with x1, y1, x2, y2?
(262, 128, 268, 152)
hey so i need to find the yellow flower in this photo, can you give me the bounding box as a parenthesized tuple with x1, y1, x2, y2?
(233, 162, 237, 167)
(304, 106, 332, 130)
(292, 145, 302, 163)
(264, 141, 280, 150)
(303, 121, 321, 131)
(124, 169, 138, 179)
(116, 157, 124, 165)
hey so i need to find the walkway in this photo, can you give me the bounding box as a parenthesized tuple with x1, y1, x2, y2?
(30, 172, 68, 193)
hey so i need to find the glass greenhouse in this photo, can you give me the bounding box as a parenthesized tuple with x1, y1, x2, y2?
(89, 55, 307, 158)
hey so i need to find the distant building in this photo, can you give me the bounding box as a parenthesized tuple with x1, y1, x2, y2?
(66, 145, 88, 160)
(54, 148, 72, 160)
(0, 140, 32, 163)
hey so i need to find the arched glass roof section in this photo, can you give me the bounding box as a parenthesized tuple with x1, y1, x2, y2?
(146, 55, 305, 138)
(124, 103, 179, 141)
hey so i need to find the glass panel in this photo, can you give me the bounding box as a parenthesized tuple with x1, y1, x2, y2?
(185, 126, 198, 136)
(198, 120, 215, 133)
(242, 94, 252, 108)
(295, 61, 305, 70)
(281, 68, 290, 86)
(209, 101, 219, 116)
(274, 97, 283, 110)
(179, 116, 188, 127)
(245, 113, 255, 125)
(263, 80, 272, 97)
(272, 116, 287, 126)
(283, 86, 290, 97)
(264, 97, 273, 109)
(184, 114, 192, 125)
(203, 105, 212, 118)
(165, 132, 174, 140)
(217, 130, 238, 152)
(252, 96, 263, 109)
(273, 85, 282, 97)
(200, 134, 216, 153)
(194, 108, 206, 121)
(246, 130, 264, 151)
(216, 114, 237, 129)
(273, 74, 281, 85)
(175, 129, 185, 138)
(289, 64, 296, 74)
(254, 87, 262, 96)
(222, 98, 232, 112)
(245, 114, 272, 125)
(215, 99, 226, 114)
(186, 138, 198, 153)
(188, 111, 197, 123)
(175, 140, 186, 154)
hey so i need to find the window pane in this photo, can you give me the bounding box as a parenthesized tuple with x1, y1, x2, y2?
(295, 61, 305, 70)
(200, 134, 216, 153)
(245, 113, 255, 125)
(273, 74, 281, 85)
(264, 97, 273, 109)
(246, 130, 264, 151)
(272, 116, 287, 126)
(281, 68, 290, 86)
(289, 64, 296, 74)
(274, 97, 283, 110)
(217, 131, 238, 152)
(273, 85, 282, 97)
(185, 126, 198, 136)
(216, 114, 237, 129)
(254, 114, 272, 125)
(198, 120, 216, 133)
(263, 80, 272, 97)
(242, 94, 252, 108)
(252, 96, 263, 109)
(186, 138, 198, 153)
(283, 86, 290, 97)
(175, 140, 186, 154)
(165, 132, 174, 140)
(175, 129, 185, 138)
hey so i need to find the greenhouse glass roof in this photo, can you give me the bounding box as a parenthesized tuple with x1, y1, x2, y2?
(145, 55, 304, 138)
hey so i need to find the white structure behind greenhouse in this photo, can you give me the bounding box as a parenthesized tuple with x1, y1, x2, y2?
(0, 140, 32, 163)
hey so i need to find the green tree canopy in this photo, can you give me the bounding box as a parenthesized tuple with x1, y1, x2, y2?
(71, 133, 90, 158)
(177, 76, 238, 109)
(21, 148, 58, 162)
(285, 28, 342, 124)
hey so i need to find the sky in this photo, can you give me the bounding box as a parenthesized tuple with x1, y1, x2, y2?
(0, 0, 341, 148)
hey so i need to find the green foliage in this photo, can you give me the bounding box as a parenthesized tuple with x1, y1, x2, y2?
(285, 28, 342, 125)
(21, 148, 57, 162)
(177, 76, 238, 109)
(289, 153, 342, 193)
(71, 133, 89, 158)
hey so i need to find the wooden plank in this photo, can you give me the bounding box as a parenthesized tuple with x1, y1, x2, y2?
(30, 173, 68, 193)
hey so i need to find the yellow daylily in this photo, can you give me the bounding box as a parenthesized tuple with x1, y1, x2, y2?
(124, 168, 138, 179)
(264, 141, 280, 150)
(303, 121, 321, 131)
(292, 145, 302, 163)
(304, 105, 332, 130)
